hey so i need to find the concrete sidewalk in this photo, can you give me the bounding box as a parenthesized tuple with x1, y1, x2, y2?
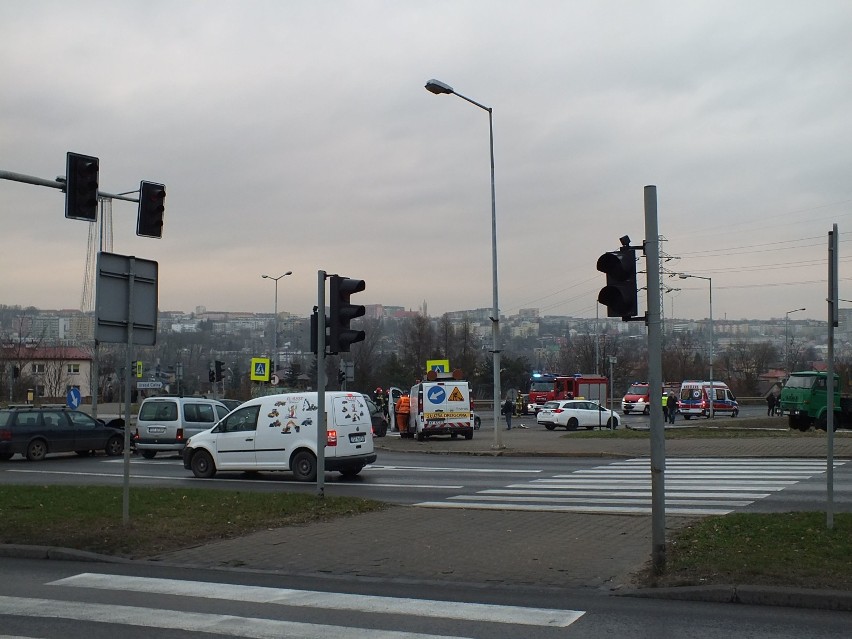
(142, 427, 852, 609)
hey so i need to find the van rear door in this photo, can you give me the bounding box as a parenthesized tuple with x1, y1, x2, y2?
(329, 394, 373, 459)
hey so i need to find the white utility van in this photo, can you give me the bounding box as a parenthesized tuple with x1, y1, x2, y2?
(407, 380, 473, 441)
(182, 392, 377, 481)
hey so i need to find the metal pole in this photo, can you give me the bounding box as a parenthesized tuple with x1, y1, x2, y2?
(645, 185, 666, 573)
(487, 107, 502, 450)
(316, 270, 327, 498)
(827, 225, 838, 529)
(122, 257, 136, 526)
(709, 277, 714, 419)
(273, 280, 278, 372)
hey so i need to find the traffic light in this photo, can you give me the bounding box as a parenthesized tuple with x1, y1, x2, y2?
(214, 360, 224, 382)
(328, 275, 366, 354)
(137, 181, 166, 238)
(208, 369, 215, 383)
(135, 361, 143, 378)
(65, 152, 99, 222)
(596, 247, 638, 320)
(338, 370, 346, 385)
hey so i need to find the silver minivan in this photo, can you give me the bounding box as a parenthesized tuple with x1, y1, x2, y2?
(134, 397, 230, 459)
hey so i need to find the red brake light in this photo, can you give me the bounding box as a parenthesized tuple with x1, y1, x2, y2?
(553, 409, 563, 413)
(327, 429, 338, 446)
(0, 429, 11, 442)
(176, 428, 184, 442)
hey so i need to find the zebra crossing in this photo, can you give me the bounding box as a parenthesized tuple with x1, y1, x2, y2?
(415, 457, 839, 516)
(0, 572, 585, 638)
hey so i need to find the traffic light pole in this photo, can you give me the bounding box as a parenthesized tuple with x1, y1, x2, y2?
(644, 185, 666, 573)
(0, 169, 139, 202)
(316, 270, 327, 498)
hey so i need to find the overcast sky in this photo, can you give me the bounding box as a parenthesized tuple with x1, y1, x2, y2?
(2, 1, 850, 324)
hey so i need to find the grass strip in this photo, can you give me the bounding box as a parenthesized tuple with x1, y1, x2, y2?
(0, 485, 386, 558)
(649, 512, 852, 590)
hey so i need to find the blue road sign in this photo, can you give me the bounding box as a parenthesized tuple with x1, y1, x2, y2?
(66, 387, 81, 409)
(427, 386, 446, 404)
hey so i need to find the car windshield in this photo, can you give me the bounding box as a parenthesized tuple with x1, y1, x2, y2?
(543, 401, 560, 409)
(530, 381, 554, 392)
(784, 375, 817, 390)
(626, 384, 647, 394)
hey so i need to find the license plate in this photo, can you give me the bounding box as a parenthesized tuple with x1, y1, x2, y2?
(350, 433, 366, 443)
(427, 419, 444, 426)
(148, 426, 165, 434)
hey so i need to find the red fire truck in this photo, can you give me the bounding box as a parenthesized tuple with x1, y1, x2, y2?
(527, 373, 609, 414)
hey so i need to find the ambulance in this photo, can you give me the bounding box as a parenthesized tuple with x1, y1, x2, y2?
(677, 380, 739, 418)
(182, 391, 376, 481)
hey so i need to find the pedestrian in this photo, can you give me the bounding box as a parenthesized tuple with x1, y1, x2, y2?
(766, 392, 776, 416)
(502, 397, 514, 430)
(667, 392, 678, 424)
(662, 394, 669, 423)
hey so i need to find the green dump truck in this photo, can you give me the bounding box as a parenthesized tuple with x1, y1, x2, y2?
(779, 370, 852, 431)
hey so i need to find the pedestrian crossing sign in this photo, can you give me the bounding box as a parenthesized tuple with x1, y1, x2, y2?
(426, 359, 450, 373)
(250, 357, 271, 381)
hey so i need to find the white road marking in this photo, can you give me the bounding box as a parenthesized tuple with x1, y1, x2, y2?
(0, 595, 473, 639)
(51, 573, 585, 628)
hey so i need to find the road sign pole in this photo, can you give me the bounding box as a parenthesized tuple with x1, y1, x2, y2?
(316, 270, 327, 498)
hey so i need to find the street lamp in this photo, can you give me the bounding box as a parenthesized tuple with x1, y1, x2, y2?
(679, 273, 714, 418)
(261, 271, 292, 372)
(425, 78, 502, 449)
(785, 307, 806, 374)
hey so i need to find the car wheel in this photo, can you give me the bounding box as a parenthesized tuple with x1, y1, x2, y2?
(26, 439, 48, 461)
(291, 450, 317, 482)
(339, 465, 363, 478)
(731, 409, 739, 418)
(607, 416, 618, 429)
(190, 450, 216, 479)
(105, 435, 123, 457)
(566, 417, 579, 431)
(141, 450, 157, 459)
(378, 420, 388, 437)
(643, 406, 650, 415)
(545, 423, 555, 431)
(623, 409, 630, 415)
(416, 432, 426, 442)
(474, 415, 481, 430)
(464, 430, 473, 440)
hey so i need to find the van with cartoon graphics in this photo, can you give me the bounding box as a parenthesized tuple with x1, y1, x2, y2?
(182, 392, 376, 481)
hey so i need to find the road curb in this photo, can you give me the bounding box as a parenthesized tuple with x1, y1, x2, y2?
(621, 584, 852, 611)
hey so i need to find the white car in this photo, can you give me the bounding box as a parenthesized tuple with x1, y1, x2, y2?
(537, 399, 620, 431)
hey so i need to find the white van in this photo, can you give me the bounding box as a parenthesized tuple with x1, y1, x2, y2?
(408, 380, 473, 441)
(135, 396, 231, 459)
(182, 392, 376, 481)
(678, 380, 739, 418)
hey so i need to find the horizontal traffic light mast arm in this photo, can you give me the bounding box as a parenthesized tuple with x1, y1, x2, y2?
(0, 169, 140, 203)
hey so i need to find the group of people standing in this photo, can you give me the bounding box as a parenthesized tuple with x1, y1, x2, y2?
(661, 391, 678, 424)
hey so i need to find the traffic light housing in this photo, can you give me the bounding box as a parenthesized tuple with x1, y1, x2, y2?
(328, 275, 365, 354)
(65, 152, 99, 222)
(214, 360, 224, 382)
(596, 247, 638, 320)
(137, 181, 166, 238)
(135, 361, 143, 378)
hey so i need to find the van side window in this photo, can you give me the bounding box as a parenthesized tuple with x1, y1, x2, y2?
(192, 404, 215, 423)
(220, 406, 260, 433)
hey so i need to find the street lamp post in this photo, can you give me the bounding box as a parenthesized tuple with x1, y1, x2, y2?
(679, 273, 714, 418)
(785, 307, 806, 374)
(425, 78, 502, 449)
(261, 271, 293, 373)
